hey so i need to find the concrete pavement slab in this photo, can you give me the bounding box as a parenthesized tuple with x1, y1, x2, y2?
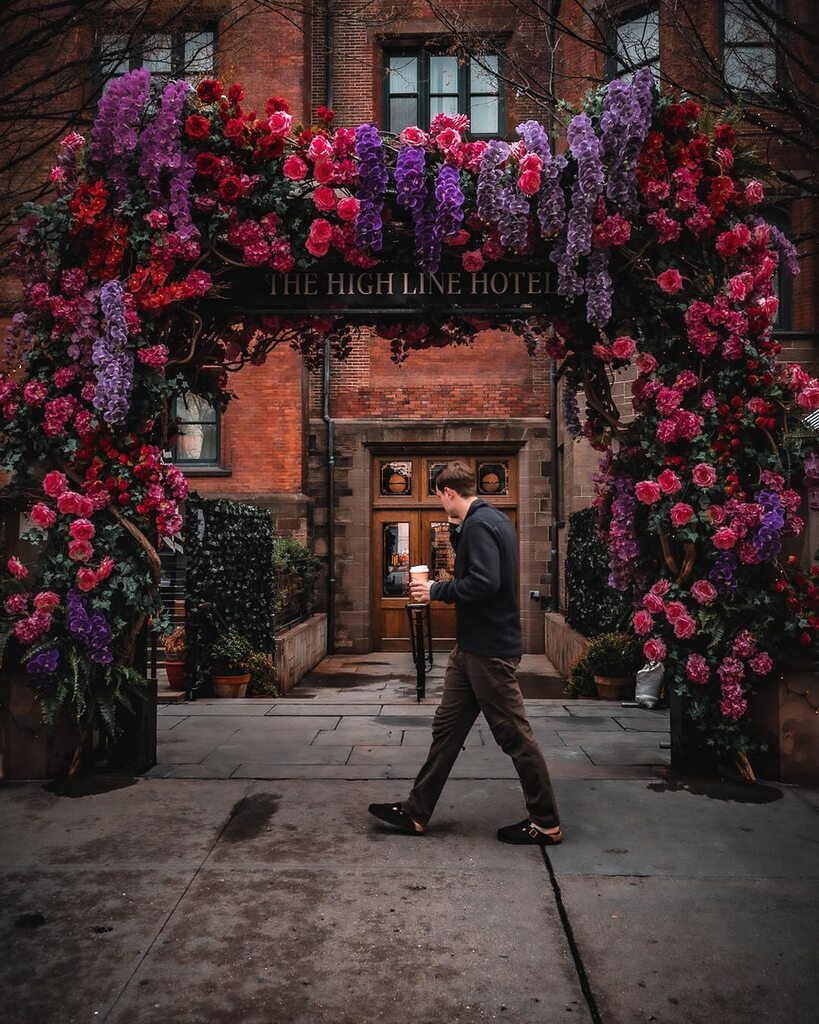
(265, 703, 383, 716)
(576, 737, 670, 766)
(200, 742, 354, 767)
(312, 723, 404, 746)
(556, 875, 818, 1024)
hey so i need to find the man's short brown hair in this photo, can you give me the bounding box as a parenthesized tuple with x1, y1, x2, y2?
(435, 460, 477, 497)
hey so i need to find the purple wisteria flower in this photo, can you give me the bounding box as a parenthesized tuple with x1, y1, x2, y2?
(585, 247, 612, 326)
(551, 113, 604, 298)
(562, 383, 584, 440)
(435, 164, 465, 242)
(138, 79, 197, 239)
(354, 125, 388, 252)
(516, 120, 566, 237)
(394, 145, 440, 271)
(497, 180, 531, 253)
(90, 69, 152, 198)
(606, 473, 640, 591)
(751, 488, 785, 560)
(476, 140, 510, 226)
(757, 219, 800, 277)
(93, 280, 133, 425)
(66, 589, 113, 665)
(600, 69, 654, 214)
(709, 551, 739, 597)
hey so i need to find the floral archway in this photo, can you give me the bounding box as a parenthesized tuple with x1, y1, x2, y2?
(1, 67, 817, 772)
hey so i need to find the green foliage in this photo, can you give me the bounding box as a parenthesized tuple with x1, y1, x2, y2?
(209, 629, 253, 674)
(185, 495, 275, 694)
(247, 650, 278, 697)
(271, 535, 321, 629)
(565, 508, 630, 637)
(584, 632, 643, 676)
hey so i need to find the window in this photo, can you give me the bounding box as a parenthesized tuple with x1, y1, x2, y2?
(767, 207, 793, 331)
(723, 1, 778, 94)
(172, 393, 220, 465)
(385, 48, 501, 135)
(607, 8, 661, 82)
(99, 27, 215, 87)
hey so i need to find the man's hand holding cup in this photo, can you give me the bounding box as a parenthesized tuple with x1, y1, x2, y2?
(409, 565, 431, 603)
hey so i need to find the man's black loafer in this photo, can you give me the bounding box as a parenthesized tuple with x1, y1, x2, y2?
(497, 819, 562, 845)
(368, 802, 425, 834)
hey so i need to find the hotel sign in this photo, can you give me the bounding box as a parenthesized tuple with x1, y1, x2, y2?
(232, 264, 555, 317)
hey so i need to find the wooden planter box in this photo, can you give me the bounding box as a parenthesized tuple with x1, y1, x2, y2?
(274, 613, 328, 694)
(750, 662, 819, 784)
(0, 671, 80, 780)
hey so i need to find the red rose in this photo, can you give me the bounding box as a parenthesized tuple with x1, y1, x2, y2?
(195, 152, 221, 177)
(657, 269, 683, 294)
(312, 186, 337, 212)
(68, 538, 93, 562)
(76, 567, 98, 592)
(462, 250, 485, 273)
(336, 196, 360, 222)
(692, 463, 717, 488)
(643, 638, 667, 662)
(657, 469, 682, 495)
(42, 470, 68, 497)
(184, 115, 211, 142)
(30, 502, 57, 529)
(670, 502, 694, 527)
(673, 615, 697, 640)
(283, 155, 308, 181)
(224, 118, 246, 145)
(691, 580, 717, 605)
(713, 527, 738, 550)
(197, 78, 223, 104)
(227, 83, 245, 106)
(518, 170, 540, 195)
(306, 236, 330, 258)
(632, 610, 654, 636)
(57, 491, 81, 514)
(398, 126, 428, 147)
(611, 336, 636, 360)
(218, 176, 244, 202)
(69, 518, 95, 541)
(265, 96, 291, 116)
(635, 480, 662, 504)
(33, 591, 60, 612)
(309, 219, 333, 244)
(313, 159, 335, 184)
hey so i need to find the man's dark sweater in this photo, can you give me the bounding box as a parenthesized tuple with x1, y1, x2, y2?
(429, 499, 522, 658)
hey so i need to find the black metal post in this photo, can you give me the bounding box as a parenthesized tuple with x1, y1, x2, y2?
(406, 602, 433, 703)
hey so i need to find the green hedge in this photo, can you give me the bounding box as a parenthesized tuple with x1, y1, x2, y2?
(272, 536, 321, 630)
(565, 507, 630, 638)
(185, 495, 275, 695)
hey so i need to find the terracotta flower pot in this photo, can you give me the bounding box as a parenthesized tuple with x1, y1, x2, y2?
(163, 660, 186, 689)
(593, 673, 635, 701)
(212, 672, 251, 698)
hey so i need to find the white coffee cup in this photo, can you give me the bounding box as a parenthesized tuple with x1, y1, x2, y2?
(409, 564, 429, 583)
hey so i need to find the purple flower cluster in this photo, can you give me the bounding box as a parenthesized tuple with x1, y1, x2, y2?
(760, 219, 800, 277)
(551, 114, 604, 298)
(607, 473, 640, 591)
(394, 145, 440, 271)
(66, 590, 113, 665)
(435, 165, 465, 241)
(26, 647, 59, 686)
(516, 120, 566, 237)
(497, 181, 531, 253)
(354, 125, 389, 253)
(476, 140, 510, 225)
(585, 247, 612, 326)
(93, 280, 133, 425)
(138, 79, 197, 239)
(751, 488, 784, 560)
(600, 69, 654, 213)
(709, 551, 739, 597)
(562, 383, 584, 440)
(90, 69, 152, 198)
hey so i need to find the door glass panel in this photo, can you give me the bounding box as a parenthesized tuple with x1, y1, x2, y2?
(383, 522, 410, 596)
(380, 460, 412, 496)
(429, 521, 456, 584)
(477, 461, 509, 495)
(427, 461, 448, 495)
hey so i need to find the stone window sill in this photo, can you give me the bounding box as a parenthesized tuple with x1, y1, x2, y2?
(175, 464, 232, 477)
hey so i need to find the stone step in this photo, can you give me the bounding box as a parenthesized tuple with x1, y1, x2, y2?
(158, 689, 187, 705)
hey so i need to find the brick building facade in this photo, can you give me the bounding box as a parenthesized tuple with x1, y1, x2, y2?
(2, 1, 817, 653)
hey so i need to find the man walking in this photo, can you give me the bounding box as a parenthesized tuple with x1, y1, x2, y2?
(368, 461, 562, 845)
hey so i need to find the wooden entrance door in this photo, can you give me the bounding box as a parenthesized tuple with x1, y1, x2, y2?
(371, 454, 518, 650)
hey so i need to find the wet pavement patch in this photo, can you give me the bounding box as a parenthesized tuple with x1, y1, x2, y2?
(14, 913, 46, 929)
(43, 775, 138, 798)
(647, 776, 784, 803)
(221, 793, 280, 842)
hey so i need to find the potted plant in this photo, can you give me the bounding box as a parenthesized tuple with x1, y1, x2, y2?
(247, 651, 278, 697)
(209, 630, 253, 697)
(160, 625, 186, 689)
(584, 631, 643, 701)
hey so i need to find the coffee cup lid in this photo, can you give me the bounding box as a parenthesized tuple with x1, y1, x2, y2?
(409, 565, 428, 573)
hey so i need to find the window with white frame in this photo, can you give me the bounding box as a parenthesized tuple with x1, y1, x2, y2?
(385, 49, 501, 135)
(172, 393, 220, 465)
(723, 1, 778, 94)
(608, 7, 661, 82)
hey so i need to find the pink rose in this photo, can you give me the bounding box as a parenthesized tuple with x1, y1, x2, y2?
(5, 592, 28, 614)
(632, 610, 654, 635)
(670, 502, 694, 527)
(7, 556, 28, 580)
(643, 638, 667, 662)
(657, 269, 684, 294)
(642, 592, 665, 614)
(462, 250, 485, 273)
(308, 135, 332, 161)
(691, 580, 717, 605)
(635, 480, 662, 504)
(336, 196, 360, 222)
(435, 127, 461, 152)
(636, 352, 658, 374)
(745, 180, 764, 205)
(282, 154, 307, 181)
(673, 615, 697, 640)
(42, 471, 68, 497)
(797, 382, 819, 411)
(96, 556, 115, 582)
(650, 579, 672, 597)
(75, 495, 94, 517)
(713, 527, 738, 549)
(664, 601, 687, 623)
(611, 336, 636, 360)
(267, 111, 293, 138)
(33, 591, 60, 612)
(313, 158, 335, 184)
(686, 653, 710, 684)
(708, 505, 726, 525)
(57, 491, 80, 514)
(398, 126, 427, 147)
(692, 463, 717, 488)
(657, 469, 682, 495)
(312, 186, 337, 212)
(309, 219, 333, 245)
(76, 567, 98, 592)
(306, 236, 330, 258)
(518, 170, 541, 195)
(68, 538, 93, 562)
(749, 652, 773, 675)
(30, 502, 57, 529)
(69, 518, 95, 541)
